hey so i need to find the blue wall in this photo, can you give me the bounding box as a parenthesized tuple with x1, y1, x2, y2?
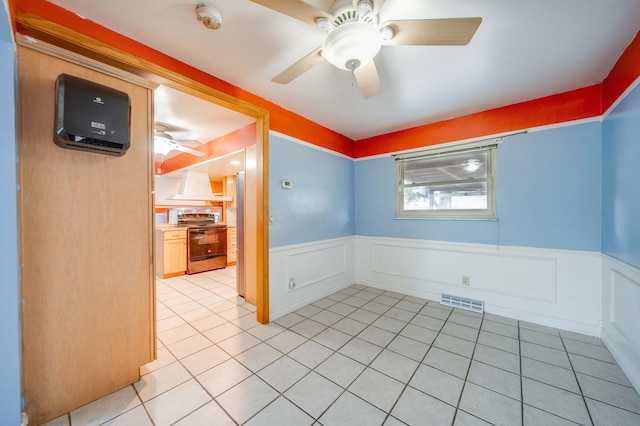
(497, 124, 602, 250)
(602, 83, 640, 268)
(0, 2, 21, 424)
(269, 134, 355, 247)
(355, 122, 603, 251)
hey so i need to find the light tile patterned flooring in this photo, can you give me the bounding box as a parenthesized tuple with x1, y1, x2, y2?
(45, 266, 640, 425)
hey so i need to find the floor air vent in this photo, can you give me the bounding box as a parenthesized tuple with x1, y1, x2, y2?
(441, 294, 484, 313)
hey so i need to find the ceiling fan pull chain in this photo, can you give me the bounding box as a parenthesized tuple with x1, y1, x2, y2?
(351, 70, 356, 94)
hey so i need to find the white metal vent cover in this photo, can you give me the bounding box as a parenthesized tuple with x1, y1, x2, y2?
(441, 293, 484, 313)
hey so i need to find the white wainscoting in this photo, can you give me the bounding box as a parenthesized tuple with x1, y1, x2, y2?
(601, 254, 640, 392)
(355, 236, 602, 336)
(269, 237, 355, 320)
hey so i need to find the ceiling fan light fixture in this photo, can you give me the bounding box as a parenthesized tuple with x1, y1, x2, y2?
(380, 26, 394, 42)
(322, 21, 382, 71)
(316, 17, 333, 31)
(356, 0, 374, 17)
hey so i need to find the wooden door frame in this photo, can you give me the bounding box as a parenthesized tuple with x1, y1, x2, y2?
(15, 13, 271, 323)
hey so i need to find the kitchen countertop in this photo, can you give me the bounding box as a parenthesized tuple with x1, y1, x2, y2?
(156, 223, 228, 231)
(155, 225, 189, 231)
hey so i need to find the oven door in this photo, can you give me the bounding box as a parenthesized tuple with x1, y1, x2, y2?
(186, 226, 227, 274)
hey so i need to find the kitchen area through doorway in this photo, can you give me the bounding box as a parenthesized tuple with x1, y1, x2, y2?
(152, 84, 258, 307)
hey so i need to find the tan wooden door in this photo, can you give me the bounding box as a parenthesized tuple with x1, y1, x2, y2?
(18, 44, 155, 424)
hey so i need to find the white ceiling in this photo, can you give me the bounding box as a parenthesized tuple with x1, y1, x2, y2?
(154, 85, 254, 146)
(49, 0, 640, 141)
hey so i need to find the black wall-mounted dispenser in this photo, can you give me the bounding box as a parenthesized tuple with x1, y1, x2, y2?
(54, 74, 131, 156)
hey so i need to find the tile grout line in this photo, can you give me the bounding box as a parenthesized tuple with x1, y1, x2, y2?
(282, 287, 404, 423)
(382, 301, 457, 424)
(62, 277, 638, 426)
(451, 309, 485, 425)
(561, 334, 595, 426)
(149, 270, 247, 425)
(263, 287, 432, 423)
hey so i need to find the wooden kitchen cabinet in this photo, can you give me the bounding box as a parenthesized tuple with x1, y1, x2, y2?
(227, 227, 237, 265)
(156, 229, 187, 278)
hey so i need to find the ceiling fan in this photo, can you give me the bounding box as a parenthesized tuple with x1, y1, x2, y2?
(153, 124, 205, 157)
(251, 0, 482, 99)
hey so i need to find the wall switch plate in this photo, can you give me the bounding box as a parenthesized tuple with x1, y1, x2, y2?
(281, 179, 293, 189)
(288, 277, 296, 289)
(462, 275, 470, 286)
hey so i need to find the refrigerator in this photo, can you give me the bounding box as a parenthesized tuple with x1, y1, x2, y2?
(236, 172, 245, 297)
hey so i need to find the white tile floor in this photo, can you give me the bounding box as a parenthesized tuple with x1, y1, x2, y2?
(45, 266, 640, 426)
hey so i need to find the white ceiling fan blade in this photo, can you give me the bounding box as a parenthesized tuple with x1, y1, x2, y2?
(354, 60, 381, 99)
(173, 145, 205, 157)
(174, 139, 203, 148)
(372, 0, 386, 15)
(250, 0, 332, 27)
(382, 17, 482, 46)
(272, 47, 324, 84)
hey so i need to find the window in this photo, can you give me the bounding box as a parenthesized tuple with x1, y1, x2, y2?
(395, 143, 497, 219)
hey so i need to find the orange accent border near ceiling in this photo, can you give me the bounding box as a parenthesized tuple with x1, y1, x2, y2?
(354, 85, 602, 158)
(602, 31, 640, 112)
(354, 29, 640, 158)
(159, 123, 257, 175)
(9, 1, 640, 160)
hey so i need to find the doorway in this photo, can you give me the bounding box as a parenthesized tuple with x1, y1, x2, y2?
(152, 84, 259, 305)
(14, 19, 270, 323)
(152, 83, 268, 323)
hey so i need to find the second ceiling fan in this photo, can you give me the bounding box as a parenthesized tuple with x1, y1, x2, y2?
(154, 124, 206, 157)
(251, 0, 482, 99)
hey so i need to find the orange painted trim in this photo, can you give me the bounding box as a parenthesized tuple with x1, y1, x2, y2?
(354, 85, 602, 158)
(603, 30, 640, 112)
(12, 0, 354, 156)
(159, 123, 256, 174)
(12, 1, 639, 160)
(270, 108, 354, 156)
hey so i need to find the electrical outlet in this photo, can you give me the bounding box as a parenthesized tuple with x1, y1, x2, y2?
(462, 275, 470, 286)
(288, 277, 296, 289)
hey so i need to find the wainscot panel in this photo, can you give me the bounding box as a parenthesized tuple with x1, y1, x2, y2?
(355, 236, 601, 336)
(601, 255, 640, 393)
(270, 237, 355, 320)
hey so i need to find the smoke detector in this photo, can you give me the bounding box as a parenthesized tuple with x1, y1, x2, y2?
(196, 4, 222, 30)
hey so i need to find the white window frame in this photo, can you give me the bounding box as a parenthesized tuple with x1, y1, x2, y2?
(395, 140, 500, 220)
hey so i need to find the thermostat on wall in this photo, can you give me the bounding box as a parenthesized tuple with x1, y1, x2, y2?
(281, 179, 293, 189)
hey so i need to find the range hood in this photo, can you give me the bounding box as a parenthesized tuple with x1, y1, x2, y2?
(170, 170, 232, 202)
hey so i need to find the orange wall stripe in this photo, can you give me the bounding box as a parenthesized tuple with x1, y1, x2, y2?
(602, 30, 640, 112)
(270, 108, 354, 156)
(354, 85, 602, 158)
(12, 0, 354, 157)
(11, 1, 640, 160)
(160, 123, 256, 174)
